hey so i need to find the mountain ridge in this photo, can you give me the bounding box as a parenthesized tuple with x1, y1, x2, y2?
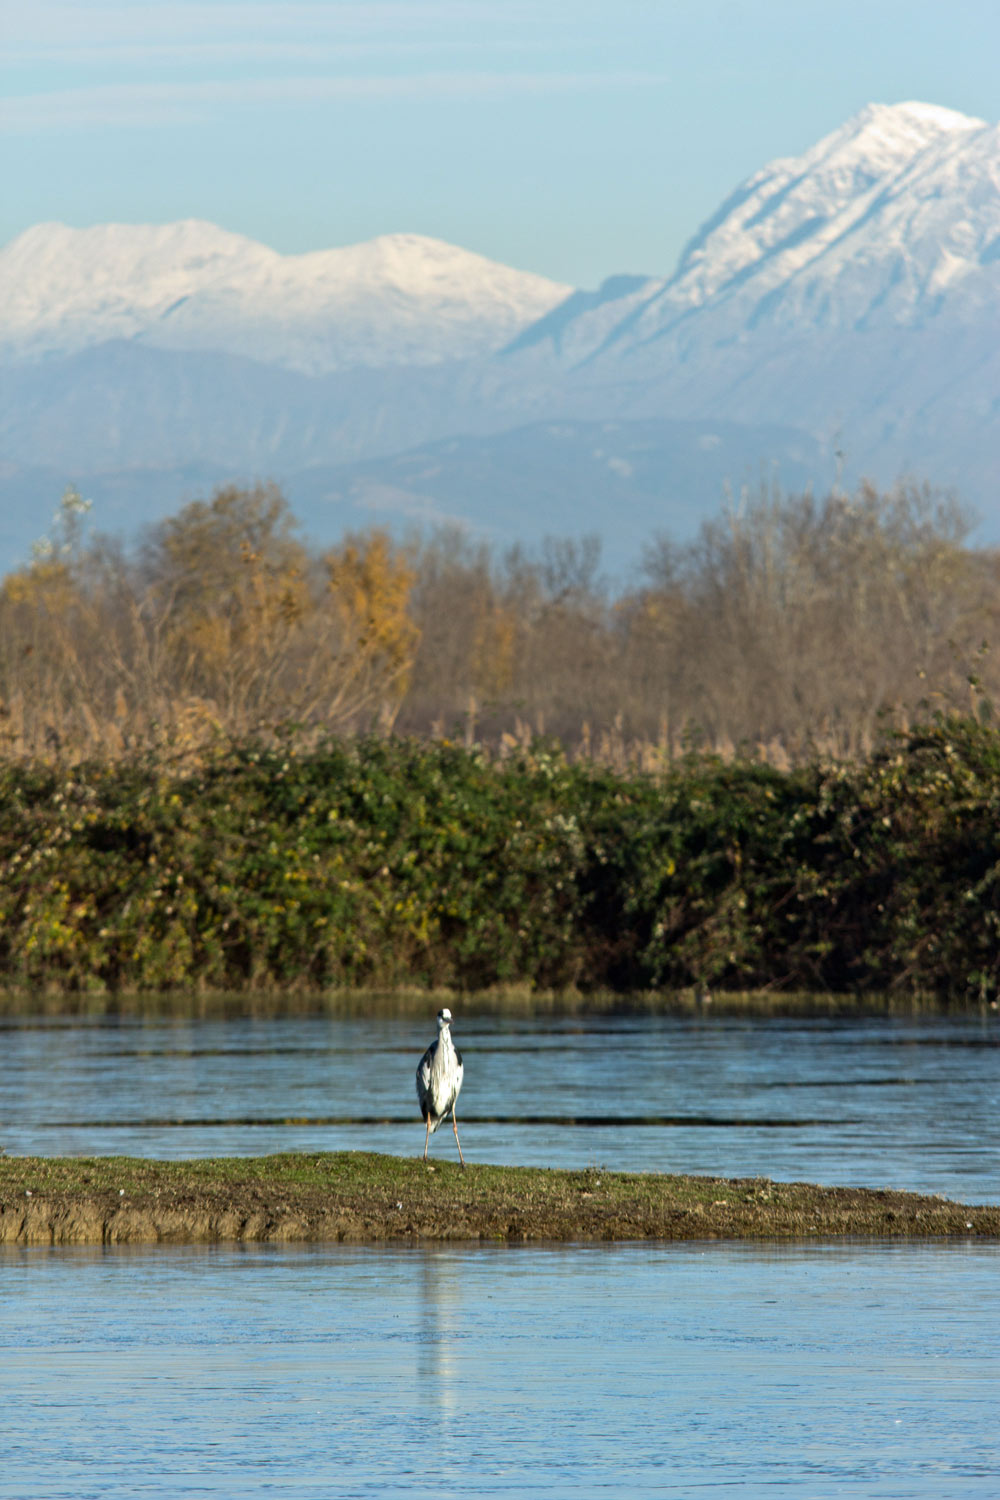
(0, 220, 571, 374)
(2, 99, 998, 577)
(510, 100, 999, 376)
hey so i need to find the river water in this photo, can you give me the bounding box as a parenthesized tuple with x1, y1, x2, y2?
(1, 1008, 998, 1496)
(1, 1009, 996, 1200)
(2, 1240, 997, 1498)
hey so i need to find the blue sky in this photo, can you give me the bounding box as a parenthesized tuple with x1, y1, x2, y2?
(3, 0, 999, 286)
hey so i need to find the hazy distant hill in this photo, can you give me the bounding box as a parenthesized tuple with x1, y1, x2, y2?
(0, 415, 832, 581)
(280, 418, 831, 570)
(2, 100, 997, 575)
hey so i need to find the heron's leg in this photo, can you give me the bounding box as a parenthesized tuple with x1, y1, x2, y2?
(452, 1105, 465, 1168)
(423, 1115, 431, 1162)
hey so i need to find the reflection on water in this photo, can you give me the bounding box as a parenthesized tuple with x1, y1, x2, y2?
(1, 1009, 997, 1200)
(1, 1240, 998, 1498)
(417, 1249, 463, 1421)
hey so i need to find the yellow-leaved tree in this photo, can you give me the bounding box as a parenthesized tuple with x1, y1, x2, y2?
(322, 530, 421, 732)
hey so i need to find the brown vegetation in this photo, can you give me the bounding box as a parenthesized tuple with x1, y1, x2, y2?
(2, 479, 998, 764)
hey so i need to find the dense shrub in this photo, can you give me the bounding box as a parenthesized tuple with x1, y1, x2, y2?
(1, 718, 998, 1000)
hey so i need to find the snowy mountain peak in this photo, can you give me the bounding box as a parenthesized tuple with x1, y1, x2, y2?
(667, 101, 993, 307)
(0, 221, 572, 372)
(3, 218, 271, 292)
(524, 98, 996, 364)
(822, 99, 985, 157)
(491, 100, 1000, 525)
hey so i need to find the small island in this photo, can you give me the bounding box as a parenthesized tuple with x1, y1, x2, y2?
(1, 1153, 996, 1246)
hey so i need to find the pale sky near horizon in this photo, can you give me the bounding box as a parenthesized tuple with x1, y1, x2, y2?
(2, 0, 999, 288)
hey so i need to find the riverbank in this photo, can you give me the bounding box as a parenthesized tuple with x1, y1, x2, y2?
(1, 1153, 996, 1245)
(0, 985, 982, 1019)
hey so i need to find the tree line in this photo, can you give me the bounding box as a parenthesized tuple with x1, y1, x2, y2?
(1, 478, 997, 764)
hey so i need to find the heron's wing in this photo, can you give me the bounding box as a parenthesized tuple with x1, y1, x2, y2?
(415, 1041, 436, 1104)
(454, 1052, 464, 1101)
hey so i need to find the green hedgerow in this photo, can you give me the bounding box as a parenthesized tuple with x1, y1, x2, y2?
(0, 719, 997, 1001)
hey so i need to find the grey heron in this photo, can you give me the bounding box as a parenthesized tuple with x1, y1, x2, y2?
(416, 1007, 465, 1166)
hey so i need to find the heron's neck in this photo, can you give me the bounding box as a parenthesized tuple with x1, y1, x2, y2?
(435, 1027, 454, 1060)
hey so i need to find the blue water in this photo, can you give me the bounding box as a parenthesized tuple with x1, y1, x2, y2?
(2, 1240, 997, 1498)
(2, 1010, 998, 1496)
(2, 1010, 997, 1200)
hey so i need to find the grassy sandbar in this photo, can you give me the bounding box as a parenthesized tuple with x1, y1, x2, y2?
(1, 1152, 996, 1246)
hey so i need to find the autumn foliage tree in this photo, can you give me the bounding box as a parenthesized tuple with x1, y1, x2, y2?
(0, 485, 421, 755)
(1, 479, 998, 763)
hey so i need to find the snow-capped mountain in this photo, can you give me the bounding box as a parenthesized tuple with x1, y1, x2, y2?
(0, 220, 570, 373)
(511, 101, 998, 370)
(1, 100, 998, 578)
(496, 101, 1000, 506)
(656, 101, 996, 331)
